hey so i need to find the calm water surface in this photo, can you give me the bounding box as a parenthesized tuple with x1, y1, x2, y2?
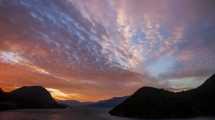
(0, 108, 214, 120)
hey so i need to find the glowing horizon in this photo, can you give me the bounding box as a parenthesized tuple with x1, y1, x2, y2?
(0, 0, 215, 101)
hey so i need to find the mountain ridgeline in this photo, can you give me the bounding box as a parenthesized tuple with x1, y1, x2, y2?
(110, 74, 215, 119)
(59, 96, 128, 109)
(86, 96, 128, 109)
(0, 86, 64, 110)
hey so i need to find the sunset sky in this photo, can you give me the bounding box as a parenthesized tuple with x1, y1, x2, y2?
(0, 0, 215, 102)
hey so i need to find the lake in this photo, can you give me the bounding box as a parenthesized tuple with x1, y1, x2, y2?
(0, 108, 214, 120)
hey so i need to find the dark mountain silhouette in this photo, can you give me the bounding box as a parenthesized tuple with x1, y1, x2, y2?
(110, 74, 215, 119)
(0, 88, 7, 101)
(87, 96, 128, 109)
(0, 86, 64, 111)
(59, 96, 128, 109)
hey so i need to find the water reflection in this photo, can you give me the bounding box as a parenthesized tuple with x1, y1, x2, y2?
(0, 109, 214, 120)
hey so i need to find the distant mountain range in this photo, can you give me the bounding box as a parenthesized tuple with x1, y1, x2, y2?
(58, 100, 86, 107)
(2, 74, 214, 119)
(0, 86, 64, 111)
(110, 74, 215, 119)
(86, 96, 128, 109)
(0, 85, 128, 111)
(59, 96, 128, 109)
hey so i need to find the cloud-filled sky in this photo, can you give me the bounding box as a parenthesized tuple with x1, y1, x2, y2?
(0, 0, 215, 101)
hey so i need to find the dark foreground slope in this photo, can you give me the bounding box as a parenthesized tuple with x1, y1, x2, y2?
(110, 74, 215, 119)
(0, 86, 63, 111)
